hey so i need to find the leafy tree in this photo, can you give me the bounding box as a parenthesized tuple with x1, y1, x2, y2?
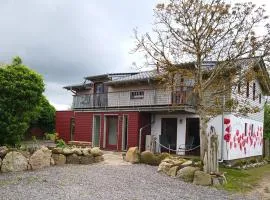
(30, 95, 56, 134)
(0, 57, 44, 145)
(133, 0, 270, 171)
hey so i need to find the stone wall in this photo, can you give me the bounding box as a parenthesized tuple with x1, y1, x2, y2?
(0, 146, 104, 173)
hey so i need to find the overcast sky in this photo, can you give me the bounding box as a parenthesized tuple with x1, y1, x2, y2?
(0, 0, 269, 110)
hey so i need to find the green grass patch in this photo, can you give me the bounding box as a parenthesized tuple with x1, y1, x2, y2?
(219, 164, 270, 193)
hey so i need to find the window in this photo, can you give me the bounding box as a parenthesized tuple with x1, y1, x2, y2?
(246, 81, 249, 98)
(244, 123, 248, 136)
(259, 93, 262, 104)
(252, 82, 256, 101)
(251, 124, 254, 136)
(130, 91, 144, 99)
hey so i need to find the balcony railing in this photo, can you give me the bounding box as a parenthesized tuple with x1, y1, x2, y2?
(72, 87, 195, 109)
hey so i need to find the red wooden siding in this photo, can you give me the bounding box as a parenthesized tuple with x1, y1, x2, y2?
(74, 112, 93, 142)
(55, 111, 74, 142)
(56, 110, 150, 151)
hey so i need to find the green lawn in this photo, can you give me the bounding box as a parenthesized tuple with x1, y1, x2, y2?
(219, 164, 270, 192)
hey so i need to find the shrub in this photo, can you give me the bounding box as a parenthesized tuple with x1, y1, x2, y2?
(56, 139, 66, 148)
(156, 152, 171, 164)
(140, 151, 159, 165)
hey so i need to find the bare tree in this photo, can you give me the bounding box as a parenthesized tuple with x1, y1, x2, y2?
(133, 0, 270, 172)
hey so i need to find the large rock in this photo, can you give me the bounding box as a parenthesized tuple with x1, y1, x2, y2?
(1, 151, 28, 172)
(52, 147, 64, 154)
(80, 155, 94, 164)
(193, 171, 212, 186)
(72, 148, 82, 155)
(50, 157, 55, 165)
(140, 151, 158, 165)
(62, 148, 73, 155)
(66, 154, 80, 164)
(177, 166, 199, 182)
(125, 147, 139, 164)
(52, 153, 66, 165)
(157, 161, 173, 174)
(168, 166, 179, 177)
(29, 146, 52, 170)
(18, 150, 30, 159)
(0, 158, 2, 167)
(94, 155, 104, 163)
(82, 148, 91, 156)
(162, 158, 186, 166)
(0, 146, 8, 158)
(90, 147, 103, 157)
(181, 160, 193, 167)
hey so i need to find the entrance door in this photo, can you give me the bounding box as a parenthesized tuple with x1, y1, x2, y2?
(106, 116, 118, 149)
(160, 118, 177, 152)
(185, 118, 200, 155)
(93, 115, 101, 147)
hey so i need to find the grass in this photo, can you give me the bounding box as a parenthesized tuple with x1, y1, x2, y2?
(219, 164, 270, 193)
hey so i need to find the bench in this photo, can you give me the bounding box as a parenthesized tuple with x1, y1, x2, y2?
(68, 141, 92, 148)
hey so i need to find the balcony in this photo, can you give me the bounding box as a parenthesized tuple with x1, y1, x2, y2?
(72, 87, 196, 111)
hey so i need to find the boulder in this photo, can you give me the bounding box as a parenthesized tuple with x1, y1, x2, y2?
(82, 148, 91, 156)
(66, 154, 80, 164)
(72, 148, 82, 155)
(193, 171, 212, 186)
(0, 158, 2, 167)
(1, 151, 28, 172)
(168, 166, 179, 177)
(18, 150, 31, 159)
(90, 147, 103, 157)
(157, 161, 173, 174)
(0, 146, 8, 158)
(177, 166, 199, 182)
(52, 147, 64, 154)
(62, 148, 73, 155)
(80, 155, 94, 164)
(125, 147, 139, 164)
(52, 154, 66, 165)
(140, 151, 158, 165)
(29, 146, 52, 170)
(181, 160, 193, 167)
(50, 157, 55, 165)
(94, 155, 104, 163)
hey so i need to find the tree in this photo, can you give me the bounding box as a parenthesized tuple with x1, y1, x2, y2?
(30, 95, 56, 134)
(133, 0, 270, 172)
(264, 103, 270, 139)
(0, 57, 44, 145)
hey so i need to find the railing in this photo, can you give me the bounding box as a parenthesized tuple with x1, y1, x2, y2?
(72, 87, 195, 109)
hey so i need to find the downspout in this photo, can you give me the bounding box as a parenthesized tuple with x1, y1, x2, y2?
(139, 115, 155, 153)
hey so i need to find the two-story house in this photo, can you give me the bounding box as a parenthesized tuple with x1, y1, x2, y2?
(56, 57, 270, 161)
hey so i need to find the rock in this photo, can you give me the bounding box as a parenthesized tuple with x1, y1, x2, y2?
(157, 161, 173, 173)
(66, 154, 80, 164)
(140, 151, 158, 165)
(52, 147, 64, 154)
(62, 148, 73, 155)
(18, 150, 31, 159)
(90, 147, 103, 157)
(50, 157, 55, 165)
(1, 151, 28, 172)
(72, 148, 82, 155)
(0, 146, 8, 158)
(82, 148, 91, 156)
(125, 147, 139, 164)
(94, 155, 104, 163)
(193, 171, 212, 186)
(0, 158, 2, 167)
(162, 158, 186, 166)
(27, 164, 32, 170)
(181, 160, 193, 167)
(52, 154, 66, 165)
(212, 177, 221, 186)
(168, 166, 179, 177)
(177, 166, 199, 182)
(29, 146, 52, 170)
(80, 155, 94, 164)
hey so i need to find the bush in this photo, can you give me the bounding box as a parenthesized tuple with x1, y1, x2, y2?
(140, 151, 159, 165)
(56, 139, 66, 148)
(45, 132, 59, 141)
(156, 152, 171, 164)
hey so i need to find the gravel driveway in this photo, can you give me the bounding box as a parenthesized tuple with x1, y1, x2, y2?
(0, 162, 261, 200)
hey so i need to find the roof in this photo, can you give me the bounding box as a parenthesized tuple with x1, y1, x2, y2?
(63, 83, 92, 91)
(105, 70, 158, 85)
(85, 72, 138, 82)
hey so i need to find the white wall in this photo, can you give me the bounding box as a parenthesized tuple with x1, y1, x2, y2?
(151, 113, 199, 155)
(208, 114, 264, 160)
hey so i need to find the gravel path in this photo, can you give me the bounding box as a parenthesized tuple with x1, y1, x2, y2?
(0, 162, 261, 200)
